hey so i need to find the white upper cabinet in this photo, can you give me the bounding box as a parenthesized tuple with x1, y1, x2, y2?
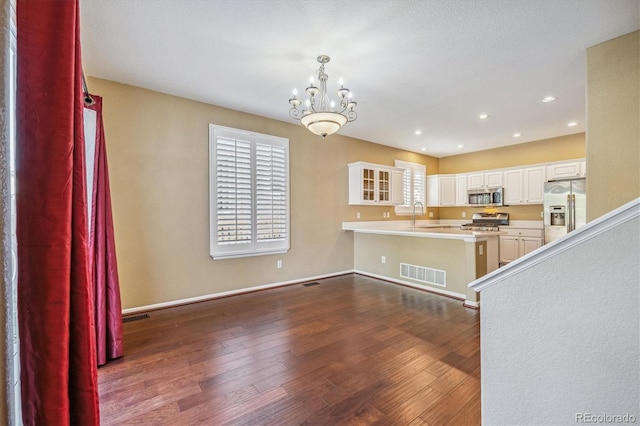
(546, 161, 581, 180)
(485, 171, 503, 187)
(455, 174, 468, 206)
(467, 173, 485, 190)
(440, 175, 456, 206)
(349, 158, 583, 207)
(468, 171, 503, 189)
(579, 160, 587, 177)
(503, 166, 545, 205)
(427, 174, 456, 207)
(503, 169, 523, 204)
(523, 166, 545, 203)
(348, 162, 404, 205)
(390, 169, 405, 205)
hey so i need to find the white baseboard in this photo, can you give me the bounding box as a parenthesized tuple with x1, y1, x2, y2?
(122, 268, 478, 315)
(353, 269, 468, 302)
(122, 270, 354, 315)
(463, 300, 480, 309)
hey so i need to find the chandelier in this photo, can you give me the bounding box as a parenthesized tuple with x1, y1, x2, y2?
(288, 55, 357, 138)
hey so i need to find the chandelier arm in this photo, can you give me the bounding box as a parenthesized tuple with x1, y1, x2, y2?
(288, 54, 357, 136)
(289, 108, 303, 119)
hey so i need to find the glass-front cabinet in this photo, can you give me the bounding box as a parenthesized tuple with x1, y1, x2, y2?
(348, 162, 403, 205)
(377, 169, 390, 202)
(362, 167, 375, 201)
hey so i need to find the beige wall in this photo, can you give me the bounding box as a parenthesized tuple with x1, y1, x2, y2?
(353, 233, 479, 301)
(89, 77, 437, 309)
(586, 30, 640, 220)
(438, 133, 585, 174)
(441, 205, 544, 221)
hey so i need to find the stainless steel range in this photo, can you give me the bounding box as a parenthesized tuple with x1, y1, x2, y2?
(461, 212, 509, 231)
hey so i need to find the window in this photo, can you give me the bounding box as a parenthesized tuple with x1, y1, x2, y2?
(394, 160, 426, 215)
(209, 124, 290, 259)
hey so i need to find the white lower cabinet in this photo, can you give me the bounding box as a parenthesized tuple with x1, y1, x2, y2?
(499, 228, 543, 264)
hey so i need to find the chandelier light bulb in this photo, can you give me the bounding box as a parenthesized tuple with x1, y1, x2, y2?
(292, 88, 298, 96)
(288, 55, 358, 139)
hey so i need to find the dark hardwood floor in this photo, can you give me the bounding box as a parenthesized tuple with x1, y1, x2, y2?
(98, 274, 480, 425)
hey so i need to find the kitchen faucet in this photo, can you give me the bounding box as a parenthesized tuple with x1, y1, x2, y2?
(412, 201, 424, 227)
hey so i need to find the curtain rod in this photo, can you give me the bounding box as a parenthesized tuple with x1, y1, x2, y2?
(82, 70, 95, 106)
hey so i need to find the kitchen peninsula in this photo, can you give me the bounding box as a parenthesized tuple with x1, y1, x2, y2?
(342, 221, 501, 307)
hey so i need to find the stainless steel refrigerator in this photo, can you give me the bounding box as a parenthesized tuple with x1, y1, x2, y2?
(543, 178, 586, 244)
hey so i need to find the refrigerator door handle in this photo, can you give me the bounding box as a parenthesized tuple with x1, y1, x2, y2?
(566, 194, 572, 233)
(571, 194, 576, 231)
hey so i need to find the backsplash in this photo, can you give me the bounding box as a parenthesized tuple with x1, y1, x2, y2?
(438, 204, 543, 221)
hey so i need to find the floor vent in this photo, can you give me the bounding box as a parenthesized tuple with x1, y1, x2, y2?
(302, 281, 320, 287)
(400, 263, 446, 287)
(122, 313, 150, 323)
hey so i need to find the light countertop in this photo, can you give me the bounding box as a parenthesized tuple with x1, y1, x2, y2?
(342, 220, 503, 242)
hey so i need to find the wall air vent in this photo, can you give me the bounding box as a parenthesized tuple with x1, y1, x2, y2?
(400, 263, 446, 287)
(122, 313, 150, 323)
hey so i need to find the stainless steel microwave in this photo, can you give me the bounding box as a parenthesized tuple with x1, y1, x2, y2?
(468, 187, 503, 206)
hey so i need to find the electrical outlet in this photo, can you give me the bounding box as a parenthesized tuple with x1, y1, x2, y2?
(541, 210, 544, 218)
(462, 211, 466, 218)
(428, 212, 434, 218)
(381, 255, 386, 264)
(478, 245, 483, 255)
(356, 212, 361, 219)
(277, 260, 282, 269)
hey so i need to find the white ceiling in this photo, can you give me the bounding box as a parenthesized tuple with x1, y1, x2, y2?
(79, 0, 639, 158)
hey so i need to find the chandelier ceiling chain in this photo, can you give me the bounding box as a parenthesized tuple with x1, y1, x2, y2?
(289, 55, 357, 139)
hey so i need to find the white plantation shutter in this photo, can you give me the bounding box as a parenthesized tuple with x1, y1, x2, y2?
(402, 168, 411, 206)
(413, 169, 426, 206)
(215, 136, 252, 246)
(210, 125, 290, 259)
(255, 142, 287, 244)
(394, 160, 426, 215)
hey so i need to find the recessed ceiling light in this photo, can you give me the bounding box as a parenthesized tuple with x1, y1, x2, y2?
(457, 144, 464, 149)
(421, 147, 427, 152)
(478, 113, 490, 120)
(513, 132, 522, 138)
(414, 130, 422, 135)
(567, 121, 578, 127)
(541, 96, 557, 103)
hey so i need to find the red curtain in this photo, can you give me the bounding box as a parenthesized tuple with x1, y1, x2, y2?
(17, 1, 100, 425)
(85, 96, 124, 365)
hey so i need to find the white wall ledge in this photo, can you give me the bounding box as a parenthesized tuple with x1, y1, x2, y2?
(469, 197, 640, 292)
